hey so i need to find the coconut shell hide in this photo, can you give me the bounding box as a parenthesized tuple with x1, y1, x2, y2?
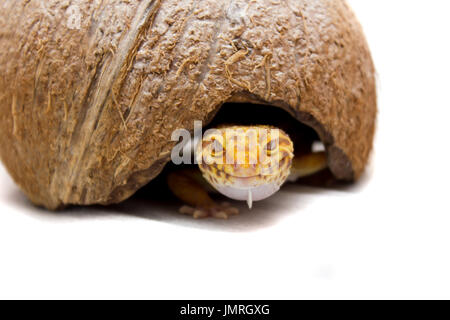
(0, 0, 376, 209)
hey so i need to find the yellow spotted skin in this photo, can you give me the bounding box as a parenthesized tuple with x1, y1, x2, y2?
(196, 126, 294, 191)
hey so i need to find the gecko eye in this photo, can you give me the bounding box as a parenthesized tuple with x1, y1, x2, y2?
(210, 139, 224, 157)
(265, 139, 279, 155)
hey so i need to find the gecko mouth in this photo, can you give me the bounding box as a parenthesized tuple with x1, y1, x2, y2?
(222, 174, 267, 188)
(212, 181, 281, 209)
(206, 172, 284, 209)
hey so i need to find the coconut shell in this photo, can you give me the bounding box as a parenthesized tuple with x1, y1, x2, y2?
(0, 0, 376, 209)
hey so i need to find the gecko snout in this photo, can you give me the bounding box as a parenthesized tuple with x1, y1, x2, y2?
(197, 126, 294, 208)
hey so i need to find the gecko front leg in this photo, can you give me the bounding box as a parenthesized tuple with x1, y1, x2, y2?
(167, 170, 239, 219)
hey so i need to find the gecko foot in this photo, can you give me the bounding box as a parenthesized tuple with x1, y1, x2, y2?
(179, 202, 239, 219)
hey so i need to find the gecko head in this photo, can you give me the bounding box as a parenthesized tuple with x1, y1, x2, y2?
(196, 126, 294, 208)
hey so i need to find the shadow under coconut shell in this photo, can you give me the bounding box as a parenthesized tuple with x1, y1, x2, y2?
(95, 168, 359, 232)
(5, 185, 306, 232)
(5, 167, 371, 232)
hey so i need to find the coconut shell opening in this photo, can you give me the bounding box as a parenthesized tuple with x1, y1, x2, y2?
(106, 99, 354, 206)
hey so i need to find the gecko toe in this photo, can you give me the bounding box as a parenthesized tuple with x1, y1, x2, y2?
(193, 210, 209, 219)
(212, 211, 229, 219)
(179, 203, 239, 219)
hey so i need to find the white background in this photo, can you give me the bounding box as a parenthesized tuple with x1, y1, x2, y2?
(0, 0, 449, 299)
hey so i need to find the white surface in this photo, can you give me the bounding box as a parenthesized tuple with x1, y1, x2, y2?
(0, 0, 450, 299)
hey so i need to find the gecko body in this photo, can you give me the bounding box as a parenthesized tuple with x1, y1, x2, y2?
(168, 125, 327, 219)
